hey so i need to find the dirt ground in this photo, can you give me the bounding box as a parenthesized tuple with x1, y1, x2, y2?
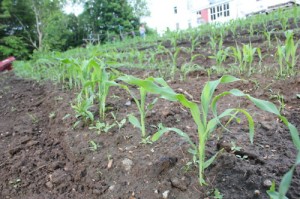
(0, 66, 299, 198)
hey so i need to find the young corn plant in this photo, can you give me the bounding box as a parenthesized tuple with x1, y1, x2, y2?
(276, 31, 299, 77)
(267, 151, 300, 199)
(142, 75, 300, 190)
(263, 30, 274, 49)
(84, 62, 120, 120)
(89, 121, 116, 134)
(209, 47, 230, 69)
(284, 30, 299, 76)
(208, 36, 218, 54)
(276, 45, 285, 77)
(72, 94, 94, 128)
(117, 75, 165, 144)
(242, 43, 257, 76)
(230, 45, 242, 65)
(167, 47, 181, 80)
(189, 35, 201, 61)
(180, 63, 204, 81)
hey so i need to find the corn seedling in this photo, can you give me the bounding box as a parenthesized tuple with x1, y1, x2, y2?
(267, 152, 300, 199)
(209, 47, 229, 68)
(213, 188, 223, 199)
(27, 113, 38, 124)
(89, 120, 116, 134)
(269, 92, 285, 114)
(230, 45, 243, 66)
(276, 45, 285, 77)
(147, 75, 300, 188)
(230, 141, 241, 152)
(263, 30, 274, 49)
(84, 63, 120, 120)
(9, 179, 21, 189)
(284, 30, 299, 76)
(208, 36, 217, 54)
(242, 43, 257, 76)
(166, 47, 181, 80)
(276, 31, 299, 77)
(280, 16, 289, 31)
(189, 35, 201, 61)
(118, 75, 170, 144)
(89, 140, 100, 151)
(72, 94, 94, 128)
(180, 63, 204, 81)
(249, 23, 255, 38)
(49, 112, 56, 119)
(111, 112, 127, 132)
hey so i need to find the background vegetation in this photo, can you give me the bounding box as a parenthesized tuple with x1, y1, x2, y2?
(0, 0, 149, 59)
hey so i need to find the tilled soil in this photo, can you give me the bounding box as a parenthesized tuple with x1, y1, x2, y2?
(0, 70, 299, 199)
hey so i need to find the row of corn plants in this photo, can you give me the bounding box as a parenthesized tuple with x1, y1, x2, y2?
(14, 53, 300, 198)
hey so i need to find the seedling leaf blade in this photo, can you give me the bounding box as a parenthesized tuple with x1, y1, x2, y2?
(152, 127, 196, 150)
(128, 114, 142, 130)
(278, 166, 295, 198)
(203, 149, 223, 169)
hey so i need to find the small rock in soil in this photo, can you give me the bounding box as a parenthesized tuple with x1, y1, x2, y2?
(170, 177, 188, 191)
(260, 122, 273, 131)
(162, 190, 170, 199)
(153, 156, 178, 175)
(109, 185, 115, 191)
(263, 179, 272, 187)
(125, 100, 131, 106)
(74, 167, 87, 181)
(25, 140, 39, 147)
(107, 159, 113, 169)
(92, 181, 109, 195)
(254, 190, 261, 196)
(51, 161, 65, 170)
(46, 181, 53, 189)
(8, 146, 23, 156)
(122, 158, 133, 171)
(50, 169, 71, 185)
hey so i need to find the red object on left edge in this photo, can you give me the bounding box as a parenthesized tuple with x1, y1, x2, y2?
(0, 56, 16, 72)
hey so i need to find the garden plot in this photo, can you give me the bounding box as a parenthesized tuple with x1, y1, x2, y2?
(0, 70, 299, 199)
(1, 8, 300, 199)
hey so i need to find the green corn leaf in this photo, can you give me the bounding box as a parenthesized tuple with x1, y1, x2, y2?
(86, 111, 94, 122)
(188, 148, 198, 156)
(286, 123, 300, 150)
(152, 127, 196, 150)
(267, 192, 288, 199)
(217, 89, 299, 148)
(128, 114, 142, 130)
(248, 96, 280, 115)
(203, 149, 223, 169)
(176, 94, 204, 132)
(147, 98, 158, 111)
(278, 166, 295, 198)
(296, 152, 300, 165)
(73, 121, 81, 129)
(118, 75, 178, 101)
(219, 75, 240, 83)
(237, 109, 255, 143)
(201, 76, 240, 121)
(206, 109, 239, 137)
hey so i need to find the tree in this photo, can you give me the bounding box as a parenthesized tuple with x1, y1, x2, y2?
(0, 0, 75, 55)
(80, 0, 139, 42)
(0, 0, 33, 59)
(127, 0, 150, 18)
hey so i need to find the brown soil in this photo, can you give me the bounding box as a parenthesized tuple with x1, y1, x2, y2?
(0, 67, 299, 199)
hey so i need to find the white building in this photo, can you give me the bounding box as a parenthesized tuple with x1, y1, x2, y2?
(142, 0, 299, 34)
(141, 0, 202, 34)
